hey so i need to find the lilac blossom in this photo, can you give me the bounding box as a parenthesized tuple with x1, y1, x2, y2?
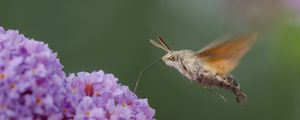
(65, 71, 155, 120)
(0, 27, 67, 119)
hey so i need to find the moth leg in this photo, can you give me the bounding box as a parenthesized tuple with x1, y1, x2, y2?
(201, 86, 228, 103)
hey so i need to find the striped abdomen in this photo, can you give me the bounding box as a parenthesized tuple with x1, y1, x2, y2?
(195, 73, 247, 104)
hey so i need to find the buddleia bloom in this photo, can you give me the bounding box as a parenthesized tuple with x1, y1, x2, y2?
(0, 26, 156, 120)
(65, 71, 155, 120)
(0, 27, 67, 119)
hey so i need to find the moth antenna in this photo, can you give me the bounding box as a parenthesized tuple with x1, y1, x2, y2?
(134, 58, 161, 93)
(150, 39, 170, 52)
(203, 87, 228, 103)
(157, 36, 172, 51)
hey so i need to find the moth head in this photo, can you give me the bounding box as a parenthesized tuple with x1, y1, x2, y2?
(162, 52, 179, 67)
(150, 36, 180, 67)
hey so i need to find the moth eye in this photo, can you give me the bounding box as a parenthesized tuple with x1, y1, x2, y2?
(168, 56, 176, 61)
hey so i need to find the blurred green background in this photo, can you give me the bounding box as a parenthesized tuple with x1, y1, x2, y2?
(1, 0, 300, 120)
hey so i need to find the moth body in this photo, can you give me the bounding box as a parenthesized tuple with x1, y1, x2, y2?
(150, 34, 256, 104)
(162, 49, 246, 104)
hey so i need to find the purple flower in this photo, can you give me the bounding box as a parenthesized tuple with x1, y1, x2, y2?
(0, 27, 67, 119)
(65, 71, 155, 120)
(0, 26, 156, 119)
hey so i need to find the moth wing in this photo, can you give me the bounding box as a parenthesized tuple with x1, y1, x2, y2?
(195, 33, 257, 77)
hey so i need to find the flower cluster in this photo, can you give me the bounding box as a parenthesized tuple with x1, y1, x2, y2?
(0, 26, 155, 120)
(65, 71, 155, 120)
(0, 27, 66, 119)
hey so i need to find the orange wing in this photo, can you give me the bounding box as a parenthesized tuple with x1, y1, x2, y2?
(195, 33, 257, 77)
